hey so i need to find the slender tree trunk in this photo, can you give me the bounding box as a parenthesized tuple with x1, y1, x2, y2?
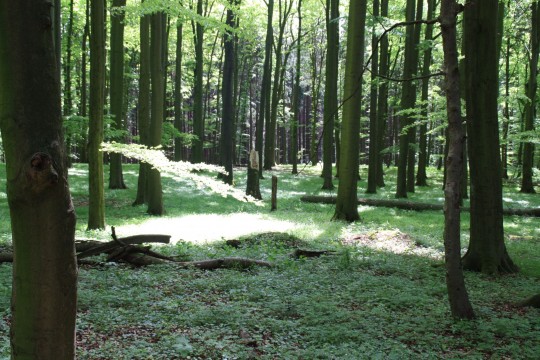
(81, 0, 90, 118)
(462, 0, 518, 274)
(416, 0, 435, 186)
(192, 0, 205, 163)
(440, 0, 475, 320)
(0, 2, 78, 357)
(366, 0, 380, 194)
(376, 0, 389, 188)
(332, 0, 367, 222)
(396, 0, 418, 198)
(88, 0, 106, 230)
(174, 20, 184, 162)
(220, 0, 238, 185)
(147, 12, 166, 215)
(109, 0, 127, 189)
(501, 37, 511, 179)
(133, 6, 151, 206)
(291, 0, 302, 175)
(64, 0, 75, 116)
(321, 0, 339, 190)
(256, 0, 274, 178)
(521, 1, 539, 193)
(310, 32, 324, 166)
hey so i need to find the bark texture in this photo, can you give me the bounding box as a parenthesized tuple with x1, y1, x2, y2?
(0, 1, 78, 357)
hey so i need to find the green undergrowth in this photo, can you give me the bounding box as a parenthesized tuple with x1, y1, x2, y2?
(0, 163, 539, 359)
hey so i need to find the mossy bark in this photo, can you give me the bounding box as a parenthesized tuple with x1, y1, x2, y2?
(321, 0, 339, 190)
(0, 1, 78, 356)
(147, 12, 166, 215)
(108, 0, 127, 190)
(332, 0, 367, 222)
(463, 0, 518, 274)
(88, 0, 106, 230)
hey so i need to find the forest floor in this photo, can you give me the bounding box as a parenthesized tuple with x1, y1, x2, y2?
(0, 163, 539, 359)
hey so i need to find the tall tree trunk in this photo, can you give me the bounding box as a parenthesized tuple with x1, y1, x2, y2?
(0, 2, 78, 357)
(405, 0, 424, 193)
(376, 0, 389, 188)
(521, 0, 539, 193)
(395, 0, 418, 198)
(147, 12, 166, 215)
(416, 0, 435, 186)
(291, 0, 302, 175)
(256, 0, 274, 178)
(133, 6, 151, 206)
(220, 0, 239, 185)
(321, 0, 339, 189)
(264, 0, 294, 170)
(88, 0, 106, 230)
(64, 0, 75, 116)
(109, 0, 127, 189)
(332, 0, 367, 222)
(174, 20, 184, 162)
(501, 37, 511, 179)
(310, 32, 324, 166)
(81, 0, 90, 118)
(192, 0, 205, 163)
(462, 0, 518, 274)
(440, 0, 475, 320)
(366, 0, 380, 194)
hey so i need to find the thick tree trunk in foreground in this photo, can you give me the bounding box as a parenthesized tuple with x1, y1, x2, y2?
(440, 0, 475, 319)
(332, 0, 367, 222)
(0, 1, 78, 357)
(463, 0, 518, 274)
(108, 0, 127, 189)
(88, 0, 106, 230)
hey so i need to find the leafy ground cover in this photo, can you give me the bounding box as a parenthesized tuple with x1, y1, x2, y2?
(0, 163, 539, 359)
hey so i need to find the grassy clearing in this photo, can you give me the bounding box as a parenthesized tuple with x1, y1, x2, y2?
(0, 163, 539, 359)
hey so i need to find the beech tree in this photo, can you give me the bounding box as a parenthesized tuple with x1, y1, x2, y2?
(108, 0, 128, 189)
(440, 0, 475, 319)
(0, 0, 77, 356)
(332, 0, 367, 222)
(88, 0, 106, 230)
(462, 0, 518, 274)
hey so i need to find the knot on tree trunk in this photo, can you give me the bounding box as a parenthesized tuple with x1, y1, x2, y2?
(26, 152, 59, 193)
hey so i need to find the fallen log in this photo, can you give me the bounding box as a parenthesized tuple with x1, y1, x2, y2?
(517, 294, 540, 308)
(76, 234, 171, 259)
(300, 195, 540, 217)
(177, 257, 272, 270)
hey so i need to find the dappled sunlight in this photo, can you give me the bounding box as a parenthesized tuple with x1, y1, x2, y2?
(343, 229, 443, 259)
(115, 212, 298, 244)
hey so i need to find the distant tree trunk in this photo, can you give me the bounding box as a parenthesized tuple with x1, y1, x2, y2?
(256, 0, 274, 178)
(174, 20, 184, 162)
(265, 0, 294, 171)
(88, 0, 106, 230)
(321, 0, 339, 190)
(332, 0, 367, 222)
(310, 33, 324, 166)
(133, 6, 151, 206)
(416, 0, 435, 186)
(521, 0, 539, 194)
(64, 0, 75, 116)
(376, 0, 389, 188)
(366, 0, 380, 194)
(147, 12, 166, 215)
(220, 0, 238, 185)
(1, 1, 78, 357)
(440, 0, 475, 320)
(501, 37, 511, 179)
(109, 0, 127, 189)
(80, 0, 90, 118)
(462, 0, 518, 274)
(192, 0, 205, 163)
(396, 0, 418, 198)
(291, 0, 302, 175)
